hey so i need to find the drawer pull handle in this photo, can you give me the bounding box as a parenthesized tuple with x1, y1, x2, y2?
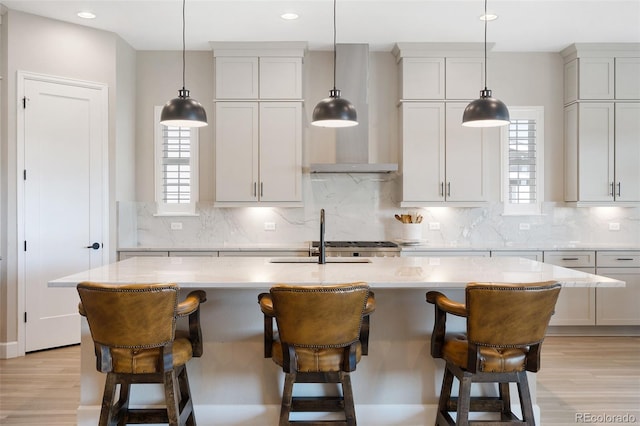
(616, 258, 634, 261)
(561, 257, 579, 261)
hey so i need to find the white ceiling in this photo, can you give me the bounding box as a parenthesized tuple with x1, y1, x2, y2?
(2, 0, 639, 52)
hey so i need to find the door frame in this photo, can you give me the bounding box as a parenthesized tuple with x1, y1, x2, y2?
(16, 71, 109, 356)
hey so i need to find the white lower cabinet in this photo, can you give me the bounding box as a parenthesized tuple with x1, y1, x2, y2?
(490, 250, 543, 261)
(543, 251, 596, 326)
(595, 251, 640, 325)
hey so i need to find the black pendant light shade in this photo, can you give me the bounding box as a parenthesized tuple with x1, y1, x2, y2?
(462, 0, 509, 128)
(311, 0, 358, 128)
(462, 88, 510, 127)
(312, 89, 358, 127)
(161, 88, 208, 128)
(160, 0, 207, 128)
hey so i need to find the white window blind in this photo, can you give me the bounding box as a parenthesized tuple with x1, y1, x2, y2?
(508, 119, 537, 204)
(162, 126, 192, 204)
(154, 106, 199, 215)
(501, 107, 544, 215)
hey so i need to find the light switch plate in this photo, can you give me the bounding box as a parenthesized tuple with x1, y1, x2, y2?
(170, 222, 183, 230)
(609, 222, 620, 231)
(429, 222, 440, 230)
(264, 222, 276, 231)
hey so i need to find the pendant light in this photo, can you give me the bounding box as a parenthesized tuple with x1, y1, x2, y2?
(311, 0, 358, 128)
(462, 0, 510, 128)
(160, 0, 208, 128)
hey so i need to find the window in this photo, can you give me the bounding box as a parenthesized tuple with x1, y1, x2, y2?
(154, 106, 199, 215)
(501, 107, 544, 215)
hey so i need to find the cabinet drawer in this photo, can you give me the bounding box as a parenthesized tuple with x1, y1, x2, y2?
(597, 252, 640, 267)
(543, 251, 595, 268)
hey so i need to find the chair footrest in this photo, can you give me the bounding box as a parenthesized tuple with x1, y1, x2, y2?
(447, 396, 512, 412)
(292, 396, 345, 412)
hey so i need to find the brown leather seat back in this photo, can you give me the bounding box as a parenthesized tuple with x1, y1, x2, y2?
(270, 283, 370, 348)
(465, 281, 561, 347)
(77, 282, 178, 349)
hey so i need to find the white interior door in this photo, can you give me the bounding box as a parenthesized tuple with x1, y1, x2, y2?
(22, 75, 107, 352)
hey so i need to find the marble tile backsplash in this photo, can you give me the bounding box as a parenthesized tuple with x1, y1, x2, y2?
(119, 174, 640, 249)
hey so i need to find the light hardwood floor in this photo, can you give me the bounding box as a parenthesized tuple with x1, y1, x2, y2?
(1, 336, 638, 425)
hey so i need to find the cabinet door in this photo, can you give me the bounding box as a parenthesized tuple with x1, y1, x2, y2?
(215, 102, 259, 202)
(259, 102, 302, 202)
(400, 58, 445, 100)
(215, 57, 259, 99)
(596, 268, 640, 325)
(614, 103, 640, 202)
(579, 57, 615, 100)
(445, 58, 484, 100)
(578, 102, 615, 201)
(445, 103, 486, 202)
(400, 103, 445, 202)
(259, 57, 303, 99)
(563, 59, 579, 104)
(615, 57, 640, 100)
(544, 251, 596, 326)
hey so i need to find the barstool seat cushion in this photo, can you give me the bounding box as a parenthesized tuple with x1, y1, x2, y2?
(442, 333, 527, 373)
(109, 336, 193, 374)
(271, 339, 363, 372)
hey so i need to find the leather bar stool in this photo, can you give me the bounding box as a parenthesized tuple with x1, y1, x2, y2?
(77, 282, 207, 426)
(258, 282, 375, 426)
(426, 281, 561, 426)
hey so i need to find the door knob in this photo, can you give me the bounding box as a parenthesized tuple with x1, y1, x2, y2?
(86, 242, 101, 250)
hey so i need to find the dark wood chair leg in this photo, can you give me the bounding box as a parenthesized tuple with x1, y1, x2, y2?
(163, 370, 180, 426)
(117, 381, 131, 426)
(280, 372, 296, 426)
(499, 382, 512, 420)
(341, 372, 356, 426)
(517, 371, 535, 425)
(174, 365, 195, 426)
(456, 374, 472, 426)
(437, 367, 455, 425)
(100, 373, 117, 426)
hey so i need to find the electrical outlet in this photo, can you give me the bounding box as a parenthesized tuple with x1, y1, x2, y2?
(519, 223, 531, 231)
(264, 222, 276, 231)
(429, 222, 440, 230)
(609, 222, 620, 231)
(170, 222, 183, 230)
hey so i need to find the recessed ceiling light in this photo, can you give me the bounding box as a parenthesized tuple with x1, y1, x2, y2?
(479, 13, 498, 21)
(77, 11, 96, 19)
(281, 12, 299, 20)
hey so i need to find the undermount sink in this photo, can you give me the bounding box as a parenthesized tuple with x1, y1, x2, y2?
(269, 257, 371, 264)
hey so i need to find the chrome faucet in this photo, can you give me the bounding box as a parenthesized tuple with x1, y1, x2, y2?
(319, 208, 326, 264)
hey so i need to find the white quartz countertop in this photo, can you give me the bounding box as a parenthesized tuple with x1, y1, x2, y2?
(49, 256, 624, 290)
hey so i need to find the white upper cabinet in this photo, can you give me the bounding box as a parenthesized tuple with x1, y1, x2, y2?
(259, 57, 303, 99)
(211, 42, 306, 206)
(400, 103, 445, 202)
(215, 57, 259, 99)
(616, 57, 640, 99)
(579, 57, 615, 100)
(614, 102, 640, 202)
(445, 57, 484, 100)
(399, 57, 445, 100)
(561, 43, 640, 205)
(394, 43, 489, 206)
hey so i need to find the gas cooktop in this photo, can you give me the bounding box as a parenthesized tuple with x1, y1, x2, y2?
(311, 241, 399, 248)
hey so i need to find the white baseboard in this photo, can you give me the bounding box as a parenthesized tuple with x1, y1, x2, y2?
(77, 403, 539, 426)
(0, 341, 19, 359)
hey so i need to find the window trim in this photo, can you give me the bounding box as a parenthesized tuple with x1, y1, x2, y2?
(500, 106, 544, 216)
(154, 106, 199, 216)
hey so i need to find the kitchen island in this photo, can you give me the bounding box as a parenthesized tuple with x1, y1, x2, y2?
(50, 256, 623, 426)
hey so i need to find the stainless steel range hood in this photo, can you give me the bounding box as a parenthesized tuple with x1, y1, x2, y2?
(310, 44, 398, 174)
